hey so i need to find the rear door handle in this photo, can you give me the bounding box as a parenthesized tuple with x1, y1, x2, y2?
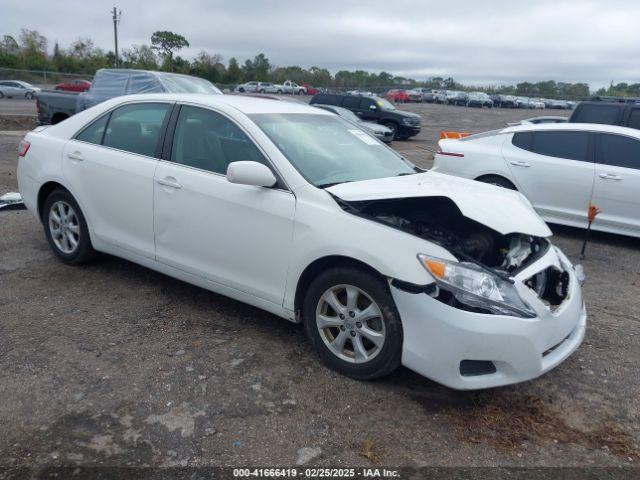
(599, 173, 622, 181)
(510, 160, 531, 167)
(67, 151, 84, 161)
(156, 177, 182, 189)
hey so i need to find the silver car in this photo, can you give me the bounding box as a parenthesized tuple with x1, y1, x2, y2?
(314, 104, 394, 143)
(0, 80, 41, 99)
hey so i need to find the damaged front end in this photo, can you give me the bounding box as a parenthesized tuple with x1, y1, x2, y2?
(335, 195, 574, 317)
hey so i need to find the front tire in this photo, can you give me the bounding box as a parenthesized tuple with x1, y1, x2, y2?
(25, 92, 34, 99)
(381, 121, 398, 140)
(302, 267, 403, 380)
(43, 189, 96, 265)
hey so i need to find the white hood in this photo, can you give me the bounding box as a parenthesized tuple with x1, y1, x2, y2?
(326, 171, 552, 237)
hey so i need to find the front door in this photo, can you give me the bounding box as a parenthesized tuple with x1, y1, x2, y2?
(153, 105, 295, 306)
(591, 132, 640, 236)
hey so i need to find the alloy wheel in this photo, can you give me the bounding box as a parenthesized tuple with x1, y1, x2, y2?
(315, 284, 386, 364)
(48, 200, 80, 254)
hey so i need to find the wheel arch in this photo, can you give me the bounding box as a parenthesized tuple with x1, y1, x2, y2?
(293, 255, 385, 321)
(474, 173, 518, 190)
(37, 181, 69, 221)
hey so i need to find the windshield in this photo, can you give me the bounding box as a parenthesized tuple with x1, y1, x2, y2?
(375, 97, 396, 110)
(250, 113, 416, 187)
(157, 73, 222, 94)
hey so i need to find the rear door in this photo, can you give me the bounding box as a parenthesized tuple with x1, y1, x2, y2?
(502, 130, 595, 226)
(591, 132, 640, 235)
(63, 101, 172, 258)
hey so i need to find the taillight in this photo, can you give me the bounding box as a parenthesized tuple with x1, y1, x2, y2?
(436, 147, 464, 157)
(18, 139, 31, 157)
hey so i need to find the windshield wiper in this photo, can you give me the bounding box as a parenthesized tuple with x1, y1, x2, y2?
(316, 180, 351, 189)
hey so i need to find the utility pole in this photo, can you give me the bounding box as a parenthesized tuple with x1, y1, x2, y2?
(111, 7, 122, 67)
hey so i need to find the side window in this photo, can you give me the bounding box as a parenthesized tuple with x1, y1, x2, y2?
(103, 103, 170, 157)
(627, 109, 640, 130)
(512, 132, 533, 151)
(574, 104, 621, 125)
(530, 131, 590, 161)
(342, 96, 361, 109)
(128, 73, 163, 94)
(76, 114, 109, 145)
(596, 133, 640, 169)
(360, 97, 376, 109)
(171, 106, 267, 175)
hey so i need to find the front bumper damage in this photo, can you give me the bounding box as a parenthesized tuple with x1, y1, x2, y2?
(393, 246, 586, 390)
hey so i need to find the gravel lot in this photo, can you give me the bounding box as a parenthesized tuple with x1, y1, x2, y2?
(1, 101, 639, 474)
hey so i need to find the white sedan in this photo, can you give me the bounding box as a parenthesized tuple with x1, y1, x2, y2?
(17, 94, 586, 390)
(433, 123, 640, 238)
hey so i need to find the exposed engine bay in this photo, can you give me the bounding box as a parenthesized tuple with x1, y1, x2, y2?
(341, 196, 547, 273)
(337, 195, 569, 310)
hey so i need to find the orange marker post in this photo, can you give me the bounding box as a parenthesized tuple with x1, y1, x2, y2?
(580, 203, 602, 258)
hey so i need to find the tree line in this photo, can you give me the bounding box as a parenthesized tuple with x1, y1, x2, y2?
(1, 28, 635, 99)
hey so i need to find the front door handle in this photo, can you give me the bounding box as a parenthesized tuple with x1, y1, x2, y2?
(156, 177, 182, 189)
(510, 160, 531, 167)
(67, 151, 84, 161)
(599, 173, 622, 181)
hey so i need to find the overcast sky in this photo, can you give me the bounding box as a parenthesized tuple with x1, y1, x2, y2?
(3, 0, 639, 88)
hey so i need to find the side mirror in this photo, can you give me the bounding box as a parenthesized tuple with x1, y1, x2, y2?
(226, 161, 277, 188)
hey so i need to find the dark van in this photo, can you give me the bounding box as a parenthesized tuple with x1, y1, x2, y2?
(309, 93, 421, 140)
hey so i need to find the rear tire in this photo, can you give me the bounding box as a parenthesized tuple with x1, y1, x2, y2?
(43, 189, 96, 265)
(477, 175, 517, 190)
(302, 267, 403, 380)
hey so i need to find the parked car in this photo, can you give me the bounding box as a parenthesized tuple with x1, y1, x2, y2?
(547, 99, 571, 110)
(492, 94, 517, 108)
(17, 93, 585, 390)
(385, 89, 411, 103)
(310, 93, 421, 140)
(235, 81, 260, 93)
(314, 104, 394, 143)
(54, 79, 92, 92)
(256, 82, 280, 94)
(529, 98, 546, 109)
(413, 88, 439, 103)
(280, 80, 306, 95)
(406, 89, 424, 102)
(466, 92, 493, 108)
(569, 100, 640, 130)
(0, 80, 41, 99)
(302, 83, 319, 95)
(36, 69, 222, 125)
(507, 116, 568, 126)
(515, 97, 535, 109)
(441, 90, 468, 106)
(432, 122, 640, 238)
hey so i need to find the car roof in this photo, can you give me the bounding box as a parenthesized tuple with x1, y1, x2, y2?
(502, 122, 640, 137)
(104, 93, 334, 115)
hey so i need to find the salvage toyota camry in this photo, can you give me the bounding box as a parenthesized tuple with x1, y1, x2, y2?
(17, 94, 586, 389)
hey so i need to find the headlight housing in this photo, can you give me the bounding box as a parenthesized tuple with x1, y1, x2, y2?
(418, 254, 535, 318)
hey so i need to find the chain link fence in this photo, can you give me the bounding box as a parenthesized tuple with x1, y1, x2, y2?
(0, 67, 93, 89)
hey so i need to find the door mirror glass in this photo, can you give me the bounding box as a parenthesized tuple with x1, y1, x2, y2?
(226, 161, 277, 187)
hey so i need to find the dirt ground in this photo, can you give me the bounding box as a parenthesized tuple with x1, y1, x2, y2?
(1, 100, 639, 475)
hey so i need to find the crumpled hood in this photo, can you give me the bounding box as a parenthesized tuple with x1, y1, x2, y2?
(326, 171, 552, 237)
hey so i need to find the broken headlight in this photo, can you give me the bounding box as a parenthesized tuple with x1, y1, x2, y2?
(418, 254, 536, 318)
